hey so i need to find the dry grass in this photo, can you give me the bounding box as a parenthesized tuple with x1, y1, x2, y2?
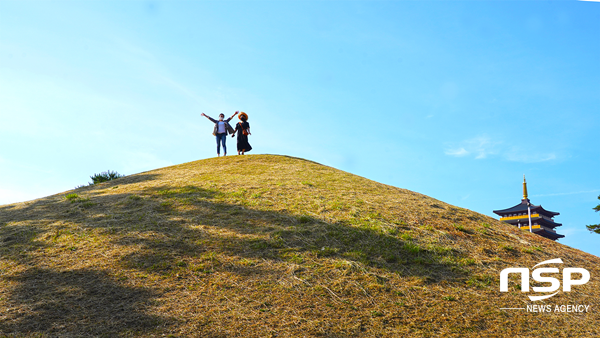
(0, 154, 599, 337)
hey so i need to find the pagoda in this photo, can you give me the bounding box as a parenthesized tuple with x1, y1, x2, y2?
(493, 176, 564, 241)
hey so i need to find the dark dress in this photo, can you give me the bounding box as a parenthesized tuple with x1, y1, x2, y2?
(235, 121, 252, 152)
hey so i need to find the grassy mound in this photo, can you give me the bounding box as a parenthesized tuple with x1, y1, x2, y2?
(1, 155, 599, 337)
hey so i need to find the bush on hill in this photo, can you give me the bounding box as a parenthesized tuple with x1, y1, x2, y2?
(90, 170, 124, 184)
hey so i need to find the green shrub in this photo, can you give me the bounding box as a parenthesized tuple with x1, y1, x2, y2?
(65, 193, 79, 201)
(90, 170, 123, 184)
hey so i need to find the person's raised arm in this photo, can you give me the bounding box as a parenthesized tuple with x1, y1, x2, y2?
(227, 111, 239, 121)
(201, 113, 217, 123)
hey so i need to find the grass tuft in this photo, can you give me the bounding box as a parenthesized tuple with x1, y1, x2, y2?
(65, 193, 79, 201)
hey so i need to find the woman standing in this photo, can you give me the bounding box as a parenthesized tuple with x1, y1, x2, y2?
(201, 111, 238, 157)
(232, 112, 252, 155)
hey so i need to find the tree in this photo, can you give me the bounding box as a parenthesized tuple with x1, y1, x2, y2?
(586, 195, 600, 234)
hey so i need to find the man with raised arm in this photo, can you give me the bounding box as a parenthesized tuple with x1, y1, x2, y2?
(201, 111, 238, 157)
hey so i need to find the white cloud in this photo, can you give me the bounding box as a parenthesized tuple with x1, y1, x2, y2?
(469, 136, 500, 159)
(445, 135, 500, 159)
(559, 227, 588, 238)
(445, 147, 469, 157)
(444, 135, 559, 163)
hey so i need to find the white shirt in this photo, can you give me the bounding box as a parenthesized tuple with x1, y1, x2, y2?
(217, 121, 226, 134)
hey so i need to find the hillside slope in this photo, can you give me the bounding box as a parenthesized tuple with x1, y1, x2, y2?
(1, 155, 599, 337)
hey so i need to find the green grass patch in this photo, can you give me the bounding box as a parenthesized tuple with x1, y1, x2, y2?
(453, 224, 472, 233)
(400, 233, 413, 241)
(65, 193, 79, 201)
(466, 274, 494, 289)
(403, 242, 420, 254)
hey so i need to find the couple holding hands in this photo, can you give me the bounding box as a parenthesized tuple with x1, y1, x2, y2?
(201, 111, 252, 157)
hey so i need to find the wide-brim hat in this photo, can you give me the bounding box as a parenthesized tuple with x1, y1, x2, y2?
(238, 112, 248, 120)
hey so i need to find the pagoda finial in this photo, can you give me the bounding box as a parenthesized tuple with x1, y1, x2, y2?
(523, 175, 528, 200)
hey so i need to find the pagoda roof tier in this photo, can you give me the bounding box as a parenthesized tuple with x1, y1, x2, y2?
(519, 226, 565, 240)
(493, 199, 560, 218)
(502, 216, 562, 228)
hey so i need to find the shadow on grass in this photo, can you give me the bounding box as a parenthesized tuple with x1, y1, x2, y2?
(136, 185, 467, 280)
(0, 181, 473, 335)
(2, 183, 470, 279)
(51, 184, 466, 279)
(0, 223, 49, 263)
(0, 268, 173, 336)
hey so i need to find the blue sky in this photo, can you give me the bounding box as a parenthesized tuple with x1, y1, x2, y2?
(1, 1, 599, 255)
